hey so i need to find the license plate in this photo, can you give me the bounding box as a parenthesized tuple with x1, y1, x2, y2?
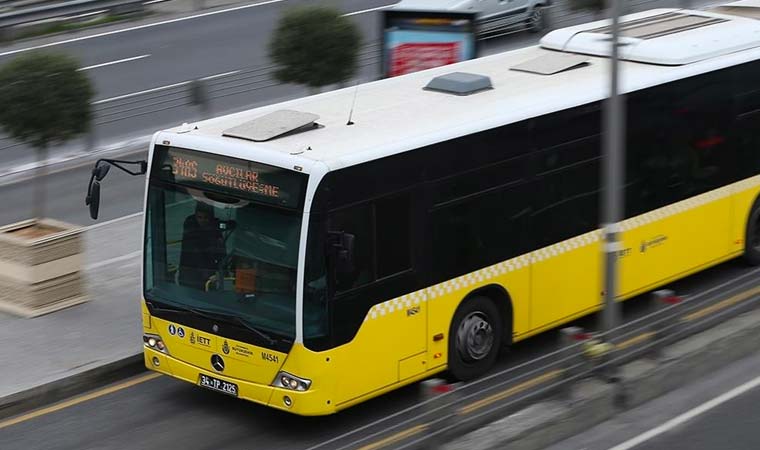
(198, 374, 238, 397)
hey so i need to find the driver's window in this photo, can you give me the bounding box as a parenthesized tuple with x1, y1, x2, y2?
(329, 204, 373, 293)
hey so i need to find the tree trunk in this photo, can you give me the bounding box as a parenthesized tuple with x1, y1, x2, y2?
(33, 144, 47, 219)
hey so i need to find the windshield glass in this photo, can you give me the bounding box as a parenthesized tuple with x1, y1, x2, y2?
(144, 181, 303, 340)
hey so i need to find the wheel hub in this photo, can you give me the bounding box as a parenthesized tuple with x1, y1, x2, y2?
(456, 312, 494, 362)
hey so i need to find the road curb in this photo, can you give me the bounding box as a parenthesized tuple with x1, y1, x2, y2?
(0, 353, 145, 421)
(444, 306, 760, 450)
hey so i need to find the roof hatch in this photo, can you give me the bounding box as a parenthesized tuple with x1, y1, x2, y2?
(510, 52, 590, 75)
(540, 8, 760, 65)
(711, 0, 760, 19)
(586, 11, 727, 39)
(222, 109, 320, 142)
(423, 72, 493, 95)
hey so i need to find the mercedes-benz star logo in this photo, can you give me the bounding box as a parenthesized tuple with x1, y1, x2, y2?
(212, 324, 219, 333)
(211, 354, 225, 372)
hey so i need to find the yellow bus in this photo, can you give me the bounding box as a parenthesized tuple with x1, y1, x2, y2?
(89, 6, 760, 415)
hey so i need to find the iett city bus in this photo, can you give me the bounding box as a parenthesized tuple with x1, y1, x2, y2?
(88, 6, 760, 415)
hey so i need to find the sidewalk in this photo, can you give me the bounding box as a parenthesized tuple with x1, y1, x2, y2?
(0, 214, 144, 405)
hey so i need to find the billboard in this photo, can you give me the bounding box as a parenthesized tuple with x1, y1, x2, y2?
(382, 10, 478, 78)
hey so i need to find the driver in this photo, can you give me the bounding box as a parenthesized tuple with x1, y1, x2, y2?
(178, 202, 226, 290)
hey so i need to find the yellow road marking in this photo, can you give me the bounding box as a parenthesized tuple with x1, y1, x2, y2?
(682, 285, 760, 322)
(614, 331, 656, 352)
(0, 372, 161, 430)
(357, 424, 428, 450)
(458, 369, 563, 416)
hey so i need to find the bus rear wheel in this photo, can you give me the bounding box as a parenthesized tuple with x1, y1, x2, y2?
(448, 296, 502, 381)
(744, 200, 760, 265)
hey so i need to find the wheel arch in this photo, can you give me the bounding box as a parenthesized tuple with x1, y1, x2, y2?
(742, 191, 760, 265)
(464, 284, 514, 347)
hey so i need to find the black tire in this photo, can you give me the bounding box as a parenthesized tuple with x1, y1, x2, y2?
(448, 296, 503, 381)
(744, 199, 760, 265)
(527, 6, 545, 33)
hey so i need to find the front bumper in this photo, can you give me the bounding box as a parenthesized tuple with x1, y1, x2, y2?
(143, 348, 335, 416)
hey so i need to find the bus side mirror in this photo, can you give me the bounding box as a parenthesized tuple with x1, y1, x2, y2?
(86, 180, 101, 220)
(328, 231, 355, 275)
(94, 161, 110, 181)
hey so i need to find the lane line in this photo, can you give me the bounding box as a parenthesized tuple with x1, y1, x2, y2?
(85, 250, 142, 271)
(92, 79, 190, 104)
(85, 211, 143, 230)
(342, 5, 394, 17)
(0, 372, 161, 430)
(458, 369, 563, 416)
(607, 373, 760, 450)
(0, 0, 287, 58)
(358, 424, 428, 450)
(92, 69, 240, 104)
(615, 331, 656, 352)
(78, 54, 151, 71)
(682, 284, 760, 322)
(201, 70, 241, 81)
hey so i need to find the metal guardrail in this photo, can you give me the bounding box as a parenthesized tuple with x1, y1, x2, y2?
(0, 0, 144, 28)
(302, 265, 760, 450)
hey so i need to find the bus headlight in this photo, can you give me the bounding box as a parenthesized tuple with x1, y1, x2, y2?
(143, 333, 169, 354)
(272, 371, 311, 391)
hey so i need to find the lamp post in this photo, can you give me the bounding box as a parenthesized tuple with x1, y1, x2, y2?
(602, 0, 625, 338)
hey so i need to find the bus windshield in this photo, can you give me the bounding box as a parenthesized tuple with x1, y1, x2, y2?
(143, 147, 307, 341)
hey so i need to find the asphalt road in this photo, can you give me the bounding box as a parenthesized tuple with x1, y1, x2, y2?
(2, 257, 757, 450)
(0, 0, 397, 169)
(0, 25, 537, 226)
(0, 151, 147, 225)
(547, 340, 760, 450)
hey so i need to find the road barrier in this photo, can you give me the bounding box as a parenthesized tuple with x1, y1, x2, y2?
(0, 0, 144, 29)
(302, 266, 760, 450)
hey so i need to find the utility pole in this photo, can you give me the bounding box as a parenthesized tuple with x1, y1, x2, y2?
(602, 0, 625, 338)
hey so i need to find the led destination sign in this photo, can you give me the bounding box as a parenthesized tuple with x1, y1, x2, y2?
(153, 146, 307, 209)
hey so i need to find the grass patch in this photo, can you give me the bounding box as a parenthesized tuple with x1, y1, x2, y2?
(11, 13, 148, 41)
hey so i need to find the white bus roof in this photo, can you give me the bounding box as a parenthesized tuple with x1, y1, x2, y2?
(165, 6, 760, 172)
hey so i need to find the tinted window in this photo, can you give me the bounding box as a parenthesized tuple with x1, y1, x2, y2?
(626, 70, 737, 217)
(733, 61, 760, 180)
(376, 194, 412, 278)
(329, 203, 374, 292)
(532, 137, 601, 248)
(432, 182, 530, 281)
(329, 192, 413, 293)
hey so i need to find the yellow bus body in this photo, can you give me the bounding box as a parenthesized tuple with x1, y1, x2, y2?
(143, 176, 760, 415)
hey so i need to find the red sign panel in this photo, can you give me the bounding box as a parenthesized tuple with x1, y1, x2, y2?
(389, 42, 460, 77)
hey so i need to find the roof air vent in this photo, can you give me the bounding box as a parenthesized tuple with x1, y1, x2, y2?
(586, 11, 727, 39)
(222, 109, 320, 142)
(511, 52, 590, 75)
(424, 72, 493, 96)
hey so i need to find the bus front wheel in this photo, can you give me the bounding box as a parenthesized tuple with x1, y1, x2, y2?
(448, 296, 502, 381)
(744, 200, 760, 265)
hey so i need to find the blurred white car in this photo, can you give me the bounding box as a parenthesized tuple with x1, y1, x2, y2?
(390, 0, 551, 36)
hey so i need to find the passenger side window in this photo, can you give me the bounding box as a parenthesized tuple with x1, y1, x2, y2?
(626, 70, 736, 217)
(532, 137, 601, 248)
(328, 192, 412, 293)
(431, 182, 530, 281)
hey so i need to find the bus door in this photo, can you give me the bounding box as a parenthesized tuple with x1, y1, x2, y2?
(621, 72, 735, 296)
(327, 191, 427, 405)
(530, 106, 603, 329)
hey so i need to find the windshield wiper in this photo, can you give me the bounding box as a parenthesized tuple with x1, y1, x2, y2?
(189, 307, 277, 346)
(147, 301, 192, 315)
